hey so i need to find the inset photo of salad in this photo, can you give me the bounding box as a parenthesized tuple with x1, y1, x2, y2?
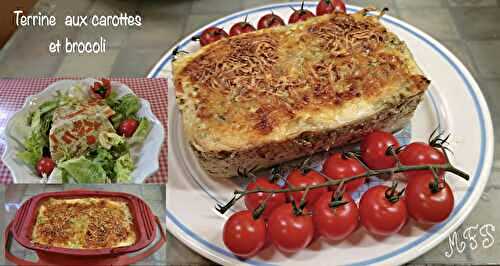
(1, 78, 166, 184)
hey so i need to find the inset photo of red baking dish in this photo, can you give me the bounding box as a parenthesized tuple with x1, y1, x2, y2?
(4, 189, 166, 266)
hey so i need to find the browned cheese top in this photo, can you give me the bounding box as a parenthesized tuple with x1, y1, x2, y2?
(175, 12, 429, 152)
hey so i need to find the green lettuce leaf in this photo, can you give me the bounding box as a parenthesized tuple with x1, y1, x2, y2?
(109, 94, 141, 127)
(114, 153, 134, 183)
(59, 156, 107, 183)
(98, 132, 125, 150)
(17, 132, 44, 167)
(87, 148, 115, 178)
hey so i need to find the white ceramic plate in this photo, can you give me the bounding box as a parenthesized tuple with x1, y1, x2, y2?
(150, 3, 494, 266)
(2, 78, 165, 184)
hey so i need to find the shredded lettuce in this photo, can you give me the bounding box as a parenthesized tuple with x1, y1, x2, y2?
(59, 156, 108, 183)
(17, 132, 45, 167)
(114, 153, 134, 183)
(105, 91, 119, 107)
(53, 84, 88, 107)
(17, 106, 54, 167)
(109, 94, 141, 127)
(115, 94, 141, 117)
(128, 118, 151, 145)
(88, 148, 115, 178)
(98, 132, 125, 150)
(38, 100, 59, 115)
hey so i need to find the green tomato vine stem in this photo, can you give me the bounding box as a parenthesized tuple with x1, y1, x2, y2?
(233, 163, 468, 196)
(216, 161, 469, 215)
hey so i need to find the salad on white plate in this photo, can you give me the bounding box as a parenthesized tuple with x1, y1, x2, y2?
(8, 79, 158, 183)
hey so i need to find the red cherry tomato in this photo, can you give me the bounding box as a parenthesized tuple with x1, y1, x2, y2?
(359, 185, 408, 236)
(90, 78, 112, 99)
(316, 0, 346, 16)
(223, 210, 267, 258)
(398, 142, 447, 179)
(286, 169, 327, 206)
(289, 2, 315, 24)
(229, 21, 256, 36)
(244, 177, 286, 219)
(313, 192, 359, 241)
(406, 173, 454, 224)
(360, 130, 400, 170)
(86, 135, 96, 145)
(199, 27, 228, 46)
(257, 13, 285, 29)
(36, 157, 55, 177)
(118, 118, 139, 137)
(268, 203, 314, 253)
(322, 152, 366, 193)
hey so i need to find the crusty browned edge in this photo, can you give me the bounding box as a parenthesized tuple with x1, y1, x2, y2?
(191, 92, 425, 178)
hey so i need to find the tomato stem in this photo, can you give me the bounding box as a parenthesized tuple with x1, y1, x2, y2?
(384, 181, 404, 203)
(329, 184, 348, 208)
(215, 193, 243, 214)
(233, 163, 468, 196)
(252, 193, 271, 220)
(291, 200, 305, 216)
(299, 156, 313, 175)
(359, 6, 377, 17)
(218, 154, 469, 213)
(429, 168, 444, 193)
(377, 7, 389, 18)
(270, 165, 283, 183)
(298, 186, 310, 210)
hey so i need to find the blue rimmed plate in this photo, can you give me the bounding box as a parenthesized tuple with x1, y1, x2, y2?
(150, 3, 494, 265)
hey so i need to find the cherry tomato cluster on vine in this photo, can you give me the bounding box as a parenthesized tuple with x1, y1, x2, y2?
(223, 129, 457, 258)
(196, 0, 347, 47)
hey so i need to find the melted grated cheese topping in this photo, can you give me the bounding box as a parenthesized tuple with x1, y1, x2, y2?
(31, 197, 136, 249)
(174, 11, 429, 152)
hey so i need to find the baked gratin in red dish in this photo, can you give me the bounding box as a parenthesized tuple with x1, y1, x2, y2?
(31, 197, 136, 249)
(173, 9, 430, 178)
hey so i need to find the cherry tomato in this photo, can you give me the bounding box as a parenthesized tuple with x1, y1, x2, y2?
(229, 21, 256, 36)
(398, 142, 447, 179)
(199, 27, 228, 46)
(286, 169, 327, 206)
(90, 78, 112, 99)
(257, 13, 285, 29)
(244, 177, 286, 219)
(223, 210, 267, 258)
(268, 203, 314, 253)
(406, 173, 454, 224)
(323, 152, 366, 193)
(118, 118, 139, 137)
(360, 130, 400, 170)
(316, 0, 346, 16)
(359, 185, 408, 236)
(313, 192, 359, 241)
(86, 135, 96, 145)
(36, 157, 55, 177)
(289, 2, 315, 24)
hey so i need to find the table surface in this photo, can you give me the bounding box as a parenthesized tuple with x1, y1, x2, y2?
(0, 184, 167, 266)
(0, 78, 168, 184)
(0, 0, 499, 265)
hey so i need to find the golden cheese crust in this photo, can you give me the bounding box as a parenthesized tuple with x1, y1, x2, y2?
(174, 10, 429, 177)
(31, 197, 136, 249)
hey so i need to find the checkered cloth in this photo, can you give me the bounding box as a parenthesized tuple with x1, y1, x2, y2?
(0, 78, 168, 184)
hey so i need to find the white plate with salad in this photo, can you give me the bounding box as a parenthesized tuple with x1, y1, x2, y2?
(2, 78, 165, 184)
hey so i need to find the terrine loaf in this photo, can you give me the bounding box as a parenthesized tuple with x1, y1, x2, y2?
(173, 9, 430, 178)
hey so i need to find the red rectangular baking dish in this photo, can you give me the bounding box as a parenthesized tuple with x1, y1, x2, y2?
(4, 189, 166, 266)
